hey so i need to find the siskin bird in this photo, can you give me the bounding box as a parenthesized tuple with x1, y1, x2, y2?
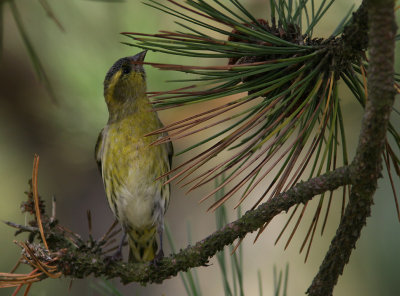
(95, 50, 173, 262)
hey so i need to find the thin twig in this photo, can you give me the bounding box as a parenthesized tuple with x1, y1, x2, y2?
(50, 196, 56, 223)
(32, 154, 49, 251)
(3, 221, 38, 232)
(87, 210, 92, 238)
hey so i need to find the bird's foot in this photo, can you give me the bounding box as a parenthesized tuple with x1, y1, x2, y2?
(151, 250, 164, 266)
(105, 250, 123, 264)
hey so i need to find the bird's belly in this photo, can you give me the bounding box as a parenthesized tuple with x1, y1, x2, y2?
(115, 170, 160, 229)
(102, 135, 166, 230)
(101, 114, 169, 231)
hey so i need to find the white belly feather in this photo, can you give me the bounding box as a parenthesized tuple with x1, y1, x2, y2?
(115, 169, 162, 228)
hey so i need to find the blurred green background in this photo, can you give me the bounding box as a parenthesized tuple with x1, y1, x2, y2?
(1, 0, 399, 295)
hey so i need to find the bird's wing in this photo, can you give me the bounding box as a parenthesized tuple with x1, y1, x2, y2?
(95, 128, 105, 177)
(163, 136, 174, 214)
(167, 139, 173, 169)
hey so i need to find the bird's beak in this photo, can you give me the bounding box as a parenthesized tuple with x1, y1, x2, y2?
(133, 50, 147, 62)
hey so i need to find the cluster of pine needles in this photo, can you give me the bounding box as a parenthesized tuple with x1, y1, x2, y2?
(122, 0, 400, 261)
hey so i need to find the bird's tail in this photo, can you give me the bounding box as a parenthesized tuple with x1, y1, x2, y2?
(128, 226, 158, 262)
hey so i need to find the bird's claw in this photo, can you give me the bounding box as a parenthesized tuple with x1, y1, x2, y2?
(151, 250, 164, 266)
(105, 250, 123, 265)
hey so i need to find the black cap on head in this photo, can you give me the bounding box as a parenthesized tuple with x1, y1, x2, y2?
(104, 50, 148, 84)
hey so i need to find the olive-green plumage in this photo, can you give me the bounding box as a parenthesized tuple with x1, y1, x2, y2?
(95, 51, 172, 262)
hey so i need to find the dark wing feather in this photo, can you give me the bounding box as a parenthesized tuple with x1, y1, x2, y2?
(95, 128, 105, 177)
(167, 140, 173, 169)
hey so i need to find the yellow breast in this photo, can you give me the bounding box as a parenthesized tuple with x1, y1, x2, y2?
(100, 102, 170, 229)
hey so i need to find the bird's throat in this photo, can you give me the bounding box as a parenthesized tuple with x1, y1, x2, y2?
(107, 94, 152, 123)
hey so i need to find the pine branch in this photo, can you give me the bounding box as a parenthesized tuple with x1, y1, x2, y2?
(307, 1, 397, 295)
(0, 166, 350, 289)
(55, 166, 350, 285)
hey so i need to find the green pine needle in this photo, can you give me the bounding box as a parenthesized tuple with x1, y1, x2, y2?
(123, 0, 400, 259)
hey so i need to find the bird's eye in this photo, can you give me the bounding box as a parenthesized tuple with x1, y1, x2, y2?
(122, 66, 131, 74)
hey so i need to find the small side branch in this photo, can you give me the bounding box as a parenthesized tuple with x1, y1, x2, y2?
(307, 1, 397, 295)
(3, 221, 38, 233)
(58, 166, 351, 284)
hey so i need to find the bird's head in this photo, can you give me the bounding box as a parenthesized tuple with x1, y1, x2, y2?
(103, 51, 148, 115)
